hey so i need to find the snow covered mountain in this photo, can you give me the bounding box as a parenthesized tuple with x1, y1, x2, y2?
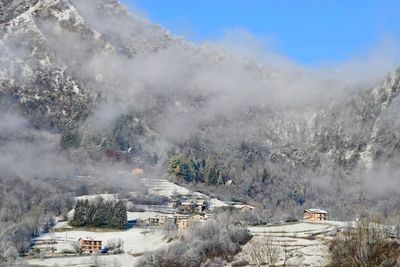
(1, 0, 400, 220)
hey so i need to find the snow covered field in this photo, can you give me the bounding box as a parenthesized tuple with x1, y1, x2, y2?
(24, 177, 244, 266)
(25, 254, 136, 267)
(76, 193, 116, 202)
(142, 178, 191, 196)
(74, 177, 229, 210)
(141, 178, 230, 210)
(239, 221, 347, 266)
(249, 222, 337, 238)
(32, 227, 166, 254)
(27, 226, 167, 266)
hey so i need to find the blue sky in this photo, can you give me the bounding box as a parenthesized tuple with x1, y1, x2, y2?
(124, 0, 400, 65)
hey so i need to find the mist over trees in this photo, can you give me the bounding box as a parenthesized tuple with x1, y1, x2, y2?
(1, 0, 400, 261)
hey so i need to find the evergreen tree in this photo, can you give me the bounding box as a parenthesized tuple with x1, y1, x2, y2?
(92, 201, 107, 227)
(205, 157, 219, 185)
(71, 200, 89, 227)
(111, 200, 127, 229)
(71, 200, 82, 227)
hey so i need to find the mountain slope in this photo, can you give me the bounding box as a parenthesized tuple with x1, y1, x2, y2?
(1, 0, 400, 221)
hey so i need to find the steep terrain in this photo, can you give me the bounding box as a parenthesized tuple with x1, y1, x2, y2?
(1, 0, 400, 224)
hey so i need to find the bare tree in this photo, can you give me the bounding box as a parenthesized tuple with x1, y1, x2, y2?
(281, 239, 297, 267)
(163, 219, 177, 239)
(247, 235, 279, 267)
(106, 238, 124, 250)
(72, 241, 82, 255)
(328, 220, 400, 267)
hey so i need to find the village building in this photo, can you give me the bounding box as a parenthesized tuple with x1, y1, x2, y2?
(171, 214, 190, 230)
(175, 214, 208, 230)
(191, 214, 207, 223)
(233, 204, 255, 213)
(179, 201, 207, 214)
(177, 219, 190, 230)
(177, 201, 194, 214)
(173, 214, 189, 225)
(222, 201, 255, 212)
(173, 214, 189, 221)
(303, 208, 328, 221)
(131, 168, 144, 176)
(78, 238, 102, 254)
(194, 202, 204, 213)
(141, 215, 167, 227)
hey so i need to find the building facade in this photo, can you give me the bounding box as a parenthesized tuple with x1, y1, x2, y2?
(78, 238, 102, 254)
(303, 208, 328, 221)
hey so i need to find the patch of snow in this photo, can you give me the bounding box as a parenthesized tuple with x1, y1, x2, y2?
(141, 178, 191, 197)
(25, 253, 138, 267)
(76, 193, 116, 202)
(72, 84, 80, 94)
(240, 221, 353, 266)
(345, 150, 355, 160)
(53, 221, 71, 229)
(33, 228, 167, 255)
(359, 143, 374, 169)
(209, 198, 229, 209)
(127, 211, 164, 221)
(249, 222, 335, 238)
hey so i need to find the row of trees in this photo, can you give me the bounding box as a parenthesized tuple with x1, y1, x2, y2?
(70, 199, 127, 229)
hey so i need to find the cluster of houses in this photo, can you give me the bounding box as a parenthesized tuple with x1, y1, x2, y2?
(73, 207, 329, 255)
(174, 200, 208, 214)
(74, 214, 207, 254)
(140, 213, 208, 230)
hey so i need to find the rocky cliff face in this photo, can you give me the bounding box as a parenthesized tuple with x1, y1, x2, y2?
(1, 0, 400, 219)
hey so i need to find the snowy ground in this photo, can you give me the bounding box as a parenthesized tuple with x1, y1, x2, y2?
(24, 177, 242, 266)
(237, 221, 348, 267)
(141, 178, 191, 197)
(33, 228, 166, 254)
(141, 178, 229, 210)
(26, 227, 167, 267)
(76, 193, 116, 202)
(74, 177, 229, 210)
(127, 211, 166, 221)
(24, 254, 136, 267)
(53, 221, 72, 229)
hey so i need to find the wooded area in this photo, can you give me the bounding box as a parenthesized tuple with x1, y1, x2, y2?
(70, 199, 127, 229)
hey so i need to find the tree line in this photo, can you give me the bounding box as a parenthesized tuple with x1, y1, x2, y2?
(71, 198, 127, 229)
